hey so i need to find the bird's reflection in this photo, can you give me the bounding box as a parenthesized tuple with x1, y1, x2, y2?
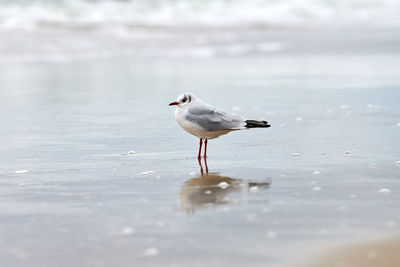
(178, 158, 270, 213)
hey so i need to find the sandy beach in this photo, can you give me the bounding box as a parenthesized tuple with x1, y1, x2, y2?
(1, 1, 400, 266)
(297, 236, 400, 267)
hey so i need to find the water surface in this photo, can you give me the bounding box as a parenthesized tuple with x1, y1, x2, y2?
(0, 38, 400, 267)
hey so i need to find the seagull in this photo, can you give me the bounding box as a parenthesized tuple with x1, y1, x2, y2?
(169, 92, 270, 158)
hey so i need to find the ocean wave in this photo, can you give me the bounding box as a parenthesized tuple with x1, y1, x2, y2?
(1, 0, 400, 31)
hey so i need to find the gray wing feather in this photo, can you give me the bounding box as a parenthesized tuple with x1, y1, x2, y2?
(186, 104, 246, 131)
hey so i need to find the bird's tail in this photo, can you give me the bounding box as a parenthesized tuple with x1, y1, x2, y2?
(245, 120, 271, 128)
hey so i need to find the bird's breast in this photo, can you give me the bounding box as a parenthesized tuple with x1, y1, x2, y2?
(174, 108, 232, 139)
(175, 108, 205, 137)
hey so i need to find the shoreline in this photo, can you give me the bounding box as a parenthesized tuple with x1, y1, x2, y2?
(295, 235, 400, 267)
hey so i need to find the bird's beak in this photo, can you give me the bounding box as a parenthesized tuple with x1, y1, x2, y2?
(169, 101, 179, 106)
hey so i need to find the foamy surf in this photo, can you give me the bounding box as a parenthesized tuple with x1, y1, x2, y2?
(1, 0, 400, 31)
(1, 0, 400, 63)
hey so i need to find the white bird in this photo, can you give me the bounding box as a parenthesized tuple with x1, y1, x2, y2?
(169, 92, 270, 158)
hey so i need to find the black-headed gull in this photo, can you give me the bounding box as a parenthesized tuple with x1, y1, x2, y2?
(169, 93, 271, 158)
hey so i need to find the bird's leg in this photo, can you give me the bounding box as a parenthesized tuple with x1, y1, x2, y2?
(204, 139, 208, 159)
(197, 138, 203, 159)
(204, 154, 209, 174)
(198, 157, 204, 176)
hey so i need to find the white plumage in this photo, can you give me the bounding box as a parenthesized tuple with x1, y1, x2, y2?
(169, 92, 270, 158)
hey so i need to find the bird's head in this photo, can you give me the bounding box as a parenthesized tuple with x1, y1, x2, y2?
(169, 92, 194, 108)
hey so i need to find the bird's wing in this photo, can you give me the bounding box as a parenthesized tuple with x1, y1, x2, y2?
(186, 103, 246, 131)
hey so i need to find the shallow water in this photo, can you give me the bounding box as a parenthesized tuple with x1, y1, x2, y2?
(0, 52, 400, 267)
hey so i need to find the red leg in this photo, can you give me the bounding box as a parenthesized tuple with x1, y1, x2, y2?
(197, 138, 203, 159)
(198, 157, 204, 176)
(204, 154, 209, 174)
(204, 139, 208, 158)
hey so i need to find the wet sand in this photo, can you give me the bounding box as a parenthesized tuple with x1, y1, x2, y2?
(298, 236, 400, 267)
(0, 35, 400, 266)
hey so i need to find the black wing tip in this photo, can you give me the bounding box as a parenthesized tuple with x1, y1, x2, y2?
(245, 120, 271, 128)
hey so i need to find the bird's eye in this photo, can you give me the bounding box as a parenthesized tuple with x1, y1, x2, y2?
(182, 97, 187, 102)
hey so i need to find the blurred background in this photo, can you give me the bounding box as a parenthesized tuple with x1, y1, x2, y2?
(1, 0, 400, 61)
